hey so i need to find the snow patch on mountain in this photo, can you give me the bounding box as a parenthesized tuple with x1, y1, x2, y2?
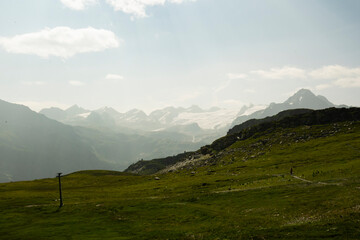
(78, 112, 92, 118)
(241, 105, 267, 116)
(173, 109, 240, 130)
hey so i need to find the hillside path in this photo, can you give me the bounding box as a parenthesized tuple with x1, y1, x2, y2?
(292, 175, 312, 183)
(292, 175, 341, 186)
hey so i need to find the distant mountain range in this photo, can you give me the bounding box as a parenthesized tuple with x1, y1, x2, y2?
(230, 89, 345, 127)
(0, 101, 206, 182)
(40, 104, 252, 132)
(39, 89, 343, 135)
(39, 104, 258, 146)
(0, 89, 350, 182)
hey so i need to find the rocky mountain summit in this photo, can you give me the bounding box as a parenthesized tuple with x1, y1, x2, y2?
(230, 89, 339, 128)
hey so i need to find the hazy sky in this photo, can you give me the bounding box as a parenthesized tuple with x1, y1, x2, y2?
(0, 0, 359, 113)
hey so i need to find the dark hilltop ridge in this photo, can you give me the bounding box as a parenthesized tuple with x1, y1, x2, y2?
(229, 88, 342, 127)
(125, 107, 360, 174)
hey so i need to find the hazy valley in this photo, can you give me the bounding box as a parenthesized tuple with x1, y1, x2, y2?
(0, 89, 345, 182)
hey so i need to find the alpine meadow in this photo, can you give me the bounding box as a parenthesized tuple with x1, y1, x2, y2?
(1, 0, 360, 239)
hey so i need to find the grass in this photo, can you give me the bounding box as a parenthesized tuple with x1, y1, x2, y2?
(0, 121, 360, 239)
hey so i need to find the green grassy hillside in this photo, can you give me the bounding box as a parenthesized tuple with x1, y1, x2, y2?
(125, 107, 360, 175)
(1, 120, 359, 239)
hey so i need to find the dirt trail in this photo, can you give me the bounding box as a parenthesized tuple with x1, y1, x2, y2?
(214, 175, 343, 194)
(292, 175, 341, 186)
(292, 175, 312, 183)
(213, 185, 269, 194)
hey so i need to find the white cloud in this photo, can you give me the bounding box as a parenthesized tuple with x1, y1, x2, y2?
(334, 78, 360, 88)
(230, 65, 360, 89)
(105, 0, 195, 18)
(105, 74, 124, 80)
(59, 0, 196, 18)
(309, 65, 360, 80)
(0, 27, 120, 59)
(69, 80, 85, 86)
(227, 73, 247, 80)
(60, 0, 98, 10)
(251, 66, 307, 79)
(106, 0, 163, 18)
(309, 65, 360, 89)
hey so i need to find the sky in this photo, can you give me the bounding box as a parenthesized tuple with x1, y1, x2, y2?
(0, 0, 359, 113)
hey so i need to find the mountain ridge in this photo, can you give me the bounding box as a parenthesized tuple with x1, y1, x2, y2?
(230, 89, 339, 127)
(0, 99, 108, 182)
(39, 89, 342, 134)
(125, 107, 360, 175)
(0, 99, 207, 182)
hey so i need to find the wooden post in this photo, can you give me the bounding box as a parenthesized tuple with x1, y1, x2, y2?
(57, 173, 63, 208)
